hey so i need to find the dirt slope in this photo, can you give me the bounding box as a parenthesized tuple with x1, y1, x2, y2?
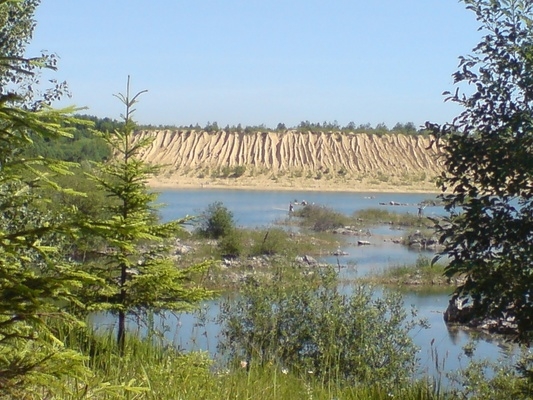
(134, 130, 444, 192)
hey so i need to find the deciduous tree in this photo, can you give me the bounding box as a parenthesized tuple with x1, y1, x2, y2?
(428, 0, 533, 342)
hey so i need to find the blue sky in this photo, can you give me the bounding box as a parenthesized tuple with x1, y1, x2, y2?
(28, 1, 481, 129)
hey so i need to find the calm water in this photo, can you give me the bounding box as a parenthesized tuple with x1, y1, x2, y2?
(156, 188, 445, 227)
(92, 188, 518, 385)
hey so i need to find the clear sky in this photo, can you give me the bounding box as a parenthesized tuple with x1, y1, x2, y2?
(27, 1, 481, 129)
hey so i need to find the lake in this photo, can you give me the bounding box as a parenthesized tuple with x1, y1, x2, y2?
(91, 188, 518, 385)
(156, 188, 445, 228)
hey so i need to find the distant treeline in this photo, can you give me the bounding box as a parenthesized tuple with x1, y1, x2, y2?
(23, 114, 121, 162)
(139, 120, 429, 135)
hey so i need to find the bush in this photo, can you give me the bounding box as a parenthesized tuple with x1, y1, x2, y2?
(218, 228, 244, 258)
(195, 202, 236, 239)
(294, 204, 348, 231)
(218, 266, 425, 387)
(230, 165, 246, 178)
(249, 228, 292, 256)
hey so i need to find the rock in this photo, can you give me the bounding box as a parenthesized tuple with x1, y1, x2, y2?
(332, 250, 349, 256)
(444, 297, 475, 324)
(175, 244, 192, 255)
(444, 296, 519, 335)
(303, 255, 318, 265)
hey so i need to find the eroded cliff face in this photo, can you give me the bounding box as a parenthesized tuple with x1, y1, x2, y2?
(134, 130, 443, 191)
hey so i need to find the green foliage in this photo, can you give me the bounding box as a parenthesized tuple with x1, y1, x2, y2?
(427, 0, 533, 342)
(353, 208, 431, 228)
(195, 201, 236, 239)
(0, 1, 102, 394)
(218, 228, 244, 257)
(36, 319, 443, 400)
(230, 165, 246, 178)
(364, 255, 449, 288)
(218, 266, 425, 387)
(80, 77, 213, 352)
(293, 203, 348, 231)
(22, 114, 114, 163)
(211, 165, 247, 178)
(194, 202, 244, 256)
(249, 228, 294, 256)
(446, 348, 533, 399)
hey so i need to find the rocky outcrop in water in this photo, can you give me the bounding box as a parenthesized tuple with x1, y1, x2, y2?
(444, 296, 519, 335)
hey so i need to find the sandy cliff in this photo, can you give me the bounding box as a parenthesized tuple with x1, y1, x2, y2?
(134, 130, 444, 193)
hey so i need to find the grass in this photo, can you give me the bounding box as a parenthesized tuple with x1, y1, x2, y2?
(361, 255, 449, 288)
(352, 208, 433, 228)
(175, 227, 340, 290)
(22, 262, 528, 399)
(292, 203, 350, 231)
(34, 304, 447, 400)
(287, 204, 435, 234)
(186, 227, 338, 260)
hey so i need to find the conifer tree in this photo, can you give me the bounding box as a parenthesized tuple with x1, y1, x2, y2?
(83, 77, 213, 353)
(0, 0, 99, 395)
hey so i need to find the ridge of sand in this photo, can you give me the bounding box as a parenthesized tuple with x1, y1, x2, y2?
(135, 130, 444, 193)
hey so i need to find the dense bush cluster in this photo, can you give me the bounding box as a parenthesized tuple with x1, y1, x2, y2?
(218, 266, 425, 387)
(294, 204, 348, 231)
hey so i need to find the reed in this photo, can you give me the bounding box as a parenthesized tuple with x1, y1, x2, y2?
(362, 255, 448, 288)
(44, 323, 446, 399)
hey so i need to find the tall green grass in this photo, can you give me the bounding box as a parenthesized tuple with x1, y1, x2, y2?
(38, 323, 445, 400)
(363, 255, 448, 288)
(353, 208, 432, 228)
(25, 290, 533, 399)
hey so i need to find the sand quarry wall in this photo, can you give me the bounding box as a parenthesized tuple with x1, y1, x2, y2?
(134, 130, 444, 191)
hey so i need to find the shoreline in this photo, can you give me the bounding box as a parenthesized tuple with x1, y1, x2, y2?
(146, 176, 442, 194)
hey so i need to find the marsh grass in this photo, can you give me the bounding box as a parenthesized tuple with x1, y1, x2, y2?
(289, 205, 435, 234)
(34, 318, 445, 400)
(353, 208, 432, 228)
(186, 227, 338, 262)
(362, 255, 449, 288)
(293, 203, 349, 231)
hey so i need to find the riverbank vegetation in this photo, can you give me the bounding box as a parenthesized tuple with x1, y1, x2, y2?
(44, 319, 443, 400)
(291, 203, 435, 232)
(361, 255, 451, 289)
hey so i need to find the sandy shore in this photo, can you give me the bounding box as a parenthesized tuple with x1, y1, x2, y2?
(147, 175, 441, 194)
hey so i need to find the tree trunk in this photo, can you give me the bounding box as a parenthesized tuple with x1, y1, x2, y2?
(117, 261, 127, 354)
(117, 309, 125, 355)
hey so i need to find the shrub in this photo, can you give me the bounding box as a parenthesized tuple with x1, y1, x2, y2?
(195, 202, 236, 239)
(218, 228, 244, 257)
(218, 266, 425, 387)
(249, 228, 292, 256)
(230, 165, 246, 178)
(294, 204, 348, 231)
